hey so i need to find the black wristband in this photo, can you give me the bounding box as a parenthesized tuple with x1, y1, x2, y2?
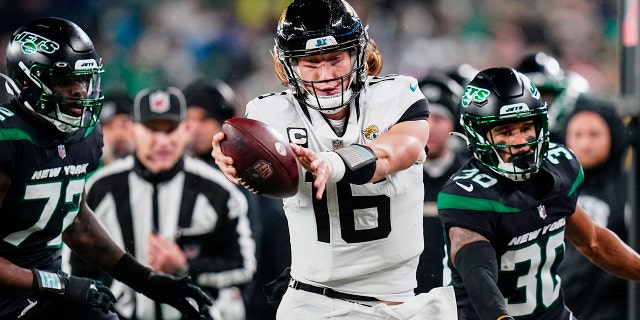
(334, 144, 377, 185)
(32, 269, 65, 295)
(110, 253, 153, 292)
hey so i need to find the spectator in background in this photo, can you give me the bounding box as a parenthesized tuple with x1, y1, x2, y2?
(560, 101, 629, 320)
(516, 51, 590, 142)
(71, 87, 255, 320)
(416, 71, 469, 294)
(99, 89, 135, 166)
(184, 79, 237, 163)
(183, 79, 291, 320)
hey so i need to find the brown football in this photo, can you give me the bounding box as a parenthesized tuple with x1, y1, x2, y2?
(221, 118, 299, 198)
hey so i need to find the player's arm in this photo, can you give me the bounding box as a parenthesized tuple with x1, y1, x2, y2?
(565, 203, 640, 281)
(367, 119, 428, 182)
(448, 226, 513, 320)
(291, 119, 429, 199)
(62, 190, 126, 270)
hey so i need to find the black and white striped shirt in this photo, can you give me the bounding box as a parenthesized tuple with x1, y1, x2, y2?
(79, 154, 255, 319)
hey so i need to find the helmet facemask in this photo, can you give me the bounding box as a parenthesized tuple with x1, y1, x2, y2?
(464, 111, 549, 181)
(15, 59, 104, 133)
(285, 49, 365, 114)
(3, 17, 105, 133)
(274, 0, 369, 115)
(277, 35, 368, 114)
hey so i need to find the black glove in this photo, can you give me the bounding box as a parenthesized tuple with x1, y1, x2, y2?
(141, 273, 212, 319)
(111, 253, 212, 320)
(32, 269, 116, 314)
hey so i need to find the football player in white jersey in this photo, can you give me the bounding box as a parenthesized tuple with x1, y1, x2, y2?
(211, 0, 456, 319)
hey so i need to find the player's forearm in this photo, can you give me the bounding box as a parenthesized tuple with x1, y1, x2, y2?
(368, 121, 428, 181)
(0, 256, 35, 295)
(62, 205, 125, 272)
(582, 226, 640, 281)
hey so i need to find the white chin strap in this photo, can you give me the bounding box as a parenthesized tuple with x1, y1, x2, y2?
(304, 89, 352, 114)
(49, 106, 83, 133)
(493, 156, 532, 182)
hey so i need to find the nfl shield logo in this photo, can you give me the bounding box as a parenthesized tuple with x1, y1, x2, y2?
(332, 139, 343, 150)
(149, 90, 171, 113)
(57, 145, 66, 159)
(248, 160, 273, 183)
(537, 204, 547, 219)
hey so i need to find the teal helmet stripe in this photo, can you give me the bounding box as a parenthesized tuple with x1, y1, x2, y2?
(437, 192, 521, 213)
(0, 128, 40, 146)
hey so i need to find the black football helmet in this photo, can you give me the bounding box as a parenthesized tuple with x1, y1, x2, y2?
(460, 67, 549, 181)
(4, 17, 104, 132)
(418, 71, 464, 132)
(516, 51, 588, 133)
(274, 0, 369, 114)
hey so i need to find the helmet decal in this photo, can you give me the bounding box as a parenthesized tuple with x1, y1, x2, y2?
(499, 103, 529, 115)
(461, 85, 490, 108)
(529, 81, 540, 99)
(307, 36, 338, 50)
(14, 32, 60, 55)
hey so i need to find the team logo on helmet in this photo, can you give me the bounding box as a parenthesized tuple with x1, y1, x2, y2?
(461, 85, 490, 108)
(529, 82, 541, 99)
(362, 125, 379, 140)
(276, 8, 288, 33)
(307, 36, 338, 50)
(14, 32, 59, 54)
(499, 103, 530, 115)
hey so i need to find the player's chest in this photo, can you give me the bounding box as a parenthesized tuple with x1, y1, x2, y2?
(15, 141, 97, 184)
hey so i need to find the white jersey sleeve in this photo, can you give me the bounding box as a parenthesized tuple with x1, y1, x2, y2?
(245, 75, 427, 301)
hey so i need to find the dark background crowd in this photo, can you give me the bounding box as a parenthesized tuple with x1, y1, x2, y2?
(0, 0, 622, 110)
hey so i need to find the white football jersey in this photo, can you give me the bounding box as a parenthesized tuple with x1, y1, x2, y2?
(245, 74, 427, 301)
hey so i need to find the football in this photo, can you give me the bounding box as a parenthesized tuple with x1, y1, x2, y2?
(220, 118, 299, 198)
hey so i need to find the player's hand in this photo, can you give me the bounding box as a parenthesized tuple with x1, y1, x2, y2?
(211, 131, 239, 184)
(32, 269, 116, 314)
(139, 273, 212, 320)
(290, 144, 330, 199)
(147, 233, 187, 274)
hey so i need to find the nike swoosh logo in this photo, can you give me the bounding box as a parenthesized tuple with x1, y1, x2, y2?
(19, 299, 38, 318)
(455, 182, 474, 192)
(410, 83, 418, 92)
